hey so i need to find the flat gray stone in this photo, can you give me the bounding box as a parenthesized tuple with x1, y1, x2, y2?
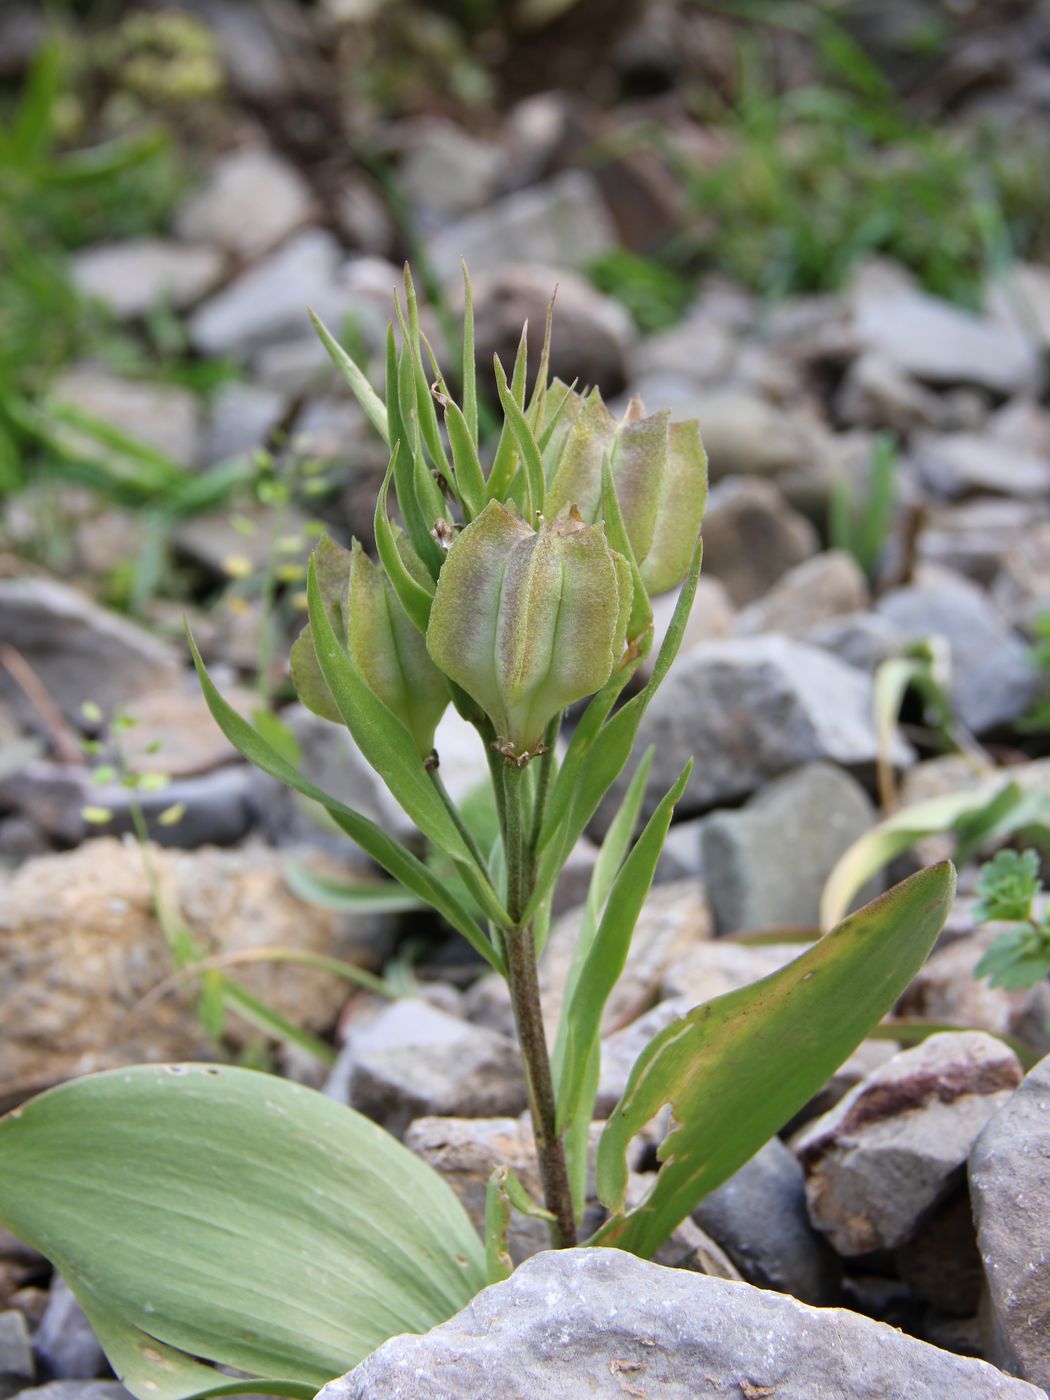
(733, 550, 870, 640)
(876, 574, 1037, 733)
(176, 146, 314, 258)
(796, 1032, 1023, 1256)
(913, 431, 1050, 501)
(188, 229, 343, 358)
(49, 368, 201, 466)
(0, 578, 180, 724)
(854, 288, 1038, 394)
(343, 999, 528, 1137)
(802, 612, 906, 674)
(692, 1137, 840, 1304)
(427, 170, 616, 282)
(700, 762, 880, 933)
(319, 1247, 1045, 1399)
(0, 1311, 33, 1400)
(31, 1276, 104, 1381)
(970, 1053, 1050, 1389)
(71, 239, 224, 320)
(617, 635, 912, 822)
(10, 1387, 132, 1400)
(701, 477, 819, 606)
(918, 497, 1047, 586)
(201, 382, 286, 464)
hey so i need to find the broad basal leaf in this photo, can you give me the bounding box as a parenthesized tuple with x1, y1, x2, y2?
(0, 1066, 486, 1399)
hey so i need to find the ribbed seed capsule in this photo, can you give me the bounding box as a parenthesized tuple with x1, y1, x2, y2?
(545, 387, 707, 596)
(426, 501, 631, 763)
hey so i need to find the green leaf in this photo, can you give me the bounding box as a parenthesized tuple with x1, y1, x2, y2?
(443, 397, 486, 521)
(461, 260, 478, 448)
(483, 1166, 554, 1286)
(0, 1065, 486, 1398)
(972, 849, 1042, 924)
(819, 779, 1049, 928)
(554, 762, 691, 1136)
(486, 325, 529, 502)
(403, 266, 452, 480)
(374, 449, 435, 636)
(189, 634, 503, 973)
(309, 310, 389, 445)
(592, 862, 957, 1257)
(600, 454, 653, 651)
(284, 859, 424, 914)
(493, 355, 545, 522)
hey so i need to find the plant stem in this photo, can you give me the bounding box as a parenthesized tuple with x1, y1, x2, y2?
(501, 761, 577, 1249)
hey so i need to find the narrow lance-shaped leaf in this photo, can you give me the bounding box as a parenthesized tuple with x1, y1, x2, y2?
(493, 354, 546, 523)
(461, 259, 478, 447)
(189, 635, 503, 973)
(592, 862, 957, 1258)
(486, 324, 528, 501)
(403, 264, 452, 479)
(373, 447, 435, 636)
(0, 1066, 486, 1398)
(555, 762, 691, 1136)
(308, 310, 389, 445)
(443, 395, 486, 521)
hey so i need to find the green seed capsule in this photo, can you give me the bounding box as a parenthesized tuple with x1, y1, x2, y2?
(426, 501, 632, 763)
(545, 388, 707, 597)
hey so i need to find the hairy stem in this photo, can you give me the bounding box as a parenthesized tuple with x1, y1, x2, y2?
(502, 761, 577, 1248)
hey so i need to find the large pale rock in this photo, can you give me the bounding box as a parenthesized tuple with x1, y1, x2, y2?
(662, 940, 802, 1006)
(71, 239, 224, 320)
(616, 635, 911, 822)
(427, 170, 617, 281)
(701, 477, 819, 606)
(0, 578, 180, 724)
(0, 839, 377, 1105)
(993, 519, 1050, 632)
(188, 229, 343, 357)
(876, 573, 1037, 733)
(854, 287, 1038, 395)
(918, 497, 1046, 585)
(796, 1032, 1023, 1256)
(49, 368, 201, 465)
(913, 431, 1050, 501)
(733, 550, 869, 638)
(700, 762, 880, 933)
(176, 146, 314, 257)
(344, 1000, 527, 1137)
(970, 1053, 1050, 1389)
(321, 1248, 1045, 1399)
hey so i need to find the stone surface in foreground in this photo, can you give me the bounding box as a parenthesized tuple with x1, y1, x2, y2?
(318, 1249, 1044, 1400)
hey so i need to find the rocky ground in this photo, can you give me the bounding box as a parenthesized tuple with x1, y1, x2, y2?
(2, 1, 1050, 1397)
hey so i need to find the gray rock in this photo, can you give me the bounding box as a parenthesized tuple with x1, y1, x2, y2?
(654, 815, 706, 882)
(876, 573, 1037, 733)
(321, 1247, 1045, 1399)
(201, 383, 286, 464)
(0, 1311, 33, 1400)
(854, 287, 1038, 395)
(31, 1277, 103, 1381)
(913, 431, 1050, 501)
(700, 762, 880, 934)
(177, 146, 314, 257)
(662, 940, 803, 1007)
(0, 760, 257, 849)
(678, 389, 830, 483)
(796, 1032, 1023, 1256)
(0, 578, 180, 725)
(638, 576, 734, 684)
(986, 261, 1050, 352)
(835, 350, 947, 432)
(188, 229, 343, 358)
(344, 999, 527, 1137)
(733, 551, 870, 638)
(992, 519, 1050, 632)
(10, 1386, 132, 1400)
(631, 311, 739, 386)
(179, 0, 297, 100)
(427, 170, 617, 282)
(49, 368, 201, 466)
(918, 497, 1048, 586)
(619, 635, 911, 821)
(692, 1137, 840, 1304)
(394, 119, 501, 228)
(802, 612, 906, 674)
(469, 265, 634, 401)
(701, 477, 819, 606)
(970, 1053, 1050, 1389)
(71, 240, 224, 320)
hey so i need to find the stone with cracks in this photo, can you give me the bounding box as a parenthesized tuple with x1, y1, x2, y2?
(970, 1052, 1050, 1390)
(795, 1031, 1023, 1256)
(318, 1248, 1045, 1399)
